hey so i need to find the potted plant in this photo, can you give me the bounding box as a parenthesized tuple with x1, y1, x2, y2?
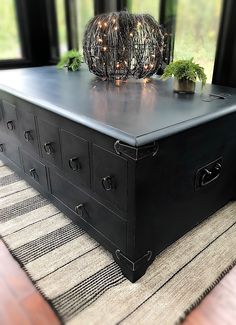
(161, 58, 207, 93)
(57, 50, 83, 71)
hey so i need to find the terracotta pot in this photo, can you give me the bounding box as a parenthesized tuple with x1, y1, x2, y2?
(173, 78, 196, 94)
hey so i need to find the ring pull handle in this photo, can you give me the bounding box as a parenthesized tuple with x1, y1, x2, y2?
(29, 168, 37, 180)
(0, 144, 4, 152)
(75, 203, 84, 217)
(6, 120, 14, 131)
(101, 176, 114, 191)
(200, 162, 222, 187)
(43, 142, 54, 155)
(24, 130, 32, 142)
(68, 157, 80, 171)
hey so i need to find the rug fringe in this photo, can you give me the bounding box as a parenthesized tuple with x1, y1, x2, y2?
(177, 258, 236, 324)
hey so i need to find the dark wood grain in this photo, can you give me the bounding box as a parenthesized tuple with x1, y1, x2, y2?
(184, 267, 236, 325)
(0, 240, 60, 325)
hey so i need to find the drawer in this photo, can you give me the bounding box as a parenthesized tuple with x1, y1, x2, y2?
(21, 150, 48, 190)
(38, 119, 62, 167)
(50, 170, 126, 250)
(60, 129, 90, 187)
(2, 100, 18, 136)
(17, 107, 39, 154)
(93, 144, 127, 211)
(0, 136, 21, 167)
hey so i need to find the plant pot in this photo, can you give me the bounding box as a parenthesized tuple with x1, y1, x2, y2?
(173, 78, 196, 94)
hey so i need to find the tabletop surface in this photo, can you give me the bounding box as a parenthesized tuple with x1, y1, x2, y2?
(0, 65, 236, 146)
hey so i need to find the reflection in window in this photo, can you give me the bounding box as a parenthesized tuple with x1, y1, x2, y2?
(127, 0, 160, 22)
(174, 0, 222, 82)
(76, 0, 94, 52)
(0, 0, 22, 60)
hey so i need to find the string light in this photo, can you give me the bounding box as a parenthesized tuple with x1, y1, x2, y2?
(83, 11, 164, 80)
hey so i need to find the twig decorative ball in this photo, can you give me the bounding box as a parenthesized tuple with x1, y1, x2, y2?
(83, 11, 164, 80)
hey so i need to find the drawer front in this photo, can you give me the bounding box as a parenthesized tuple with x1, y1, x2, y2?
(18, 107, 39, 154)
(93, 145, 127, 211)
(0, 135, 21, 167)
(38, 119, 62, 167)
(50, 171, 126, 250)
(2, 100, 18, 136)
(61, 129, 90, 187)
(21, 150, 48, 190)
(0, 101, 3, 128)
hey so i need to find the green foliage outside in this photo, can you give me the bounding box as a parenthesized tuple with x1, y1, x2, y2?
(174, 0, 222, 82)
(57, 50, 83, 71)
(0, 0, 21, 59)
(161, 58, 207, 87)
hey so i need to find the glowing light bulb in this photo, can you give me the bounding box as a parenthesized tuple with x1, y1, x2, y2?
(129, 32, 133, 37)
(98, 38, 103, 43)
(116, 62, 120, 68)
(114, 26, 118, 31)
(112, 18, 116, 23)
(103, 47, 107, 51)
(144, 65, 148, 69)
(104, 22, 108, 27)
(150, 64, 154, 68)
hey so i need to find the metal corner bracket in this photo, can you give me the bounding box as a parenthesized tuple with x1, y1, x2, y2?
(114, 140, 158, 160)
(115, 250, 153, 272)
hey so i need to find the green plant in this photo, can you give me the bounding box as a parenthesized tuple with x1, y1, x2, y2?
(161, 58, 207, 87)
(57, 50, 83, 71)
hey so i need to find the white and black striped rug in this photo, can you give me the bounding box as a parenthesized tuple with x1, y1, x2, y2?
(1, 160, 236, 325)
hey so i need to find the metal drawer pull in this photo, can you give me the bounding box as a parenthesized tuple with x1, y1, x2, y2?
(29, 168, 37, 180)
(68, 157, 80, 171)
(6, 120, 14, 130)
(102, 176, 113, 191)
(75, 203, 84, 217)
(43, 142, 54, 155)
(200, 162, 222, 187)
(24, 130, 32, 142)
(0, 144, 4, 152)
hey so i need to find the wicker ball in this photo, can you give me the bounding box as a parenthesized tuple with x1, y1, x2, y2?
(83, 11, 164, 80)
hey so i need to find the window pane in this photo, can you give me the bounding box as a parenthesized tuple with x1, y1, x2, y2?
(0, 0, 22, 60)
(174, 0, 222, 82)
(76, 0, 94, 52)
(127, 0, 160, 21)
(56, 0, 67, 55)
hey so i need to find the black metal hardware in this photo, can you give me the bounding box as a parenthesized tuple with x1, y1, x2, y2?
(102, 176, 113, 191)
(195, 157, 222, 189)
(75, 203, 84, 217)
(115, 250, 153, 272)
(29, 168, 37, 179)
(68, 157, 80, 171)
(114, 140, 158, 160)
(200, 162, 222, 187)
(24, 130, 32, 142)
(202, 93, 231, 102)
(6, 121, 14, 131)
(43, 142, 54, 155)
(0, 144, 4, 152)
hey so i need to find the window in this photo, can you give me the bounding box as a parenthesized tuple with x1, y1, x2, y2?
(56, 0, 67, 55)
(174, 0, 222, 82)
(0, 0, 22, 60)
(76, 0, 94, 52)
(127, 0, 160, 21)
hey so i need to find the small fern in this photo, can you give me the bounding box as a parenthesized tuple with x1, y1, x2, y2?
(57, 50, 83, 72)
(161, 58, 207, 87)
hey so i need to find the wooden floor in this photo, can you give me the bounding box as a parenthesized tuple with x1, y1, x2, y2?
(0, 240, 60, 325)
(0, 239, 236, 325)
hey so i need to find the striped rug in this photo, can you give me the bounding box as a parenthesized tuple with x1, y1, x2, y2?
(0, 160, 236, 325)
